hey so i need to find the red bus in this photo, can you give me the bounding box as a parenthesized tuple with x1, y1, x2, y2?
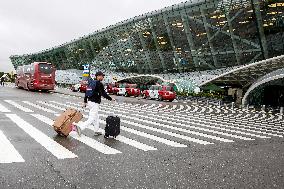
(16, 62, 56, 91)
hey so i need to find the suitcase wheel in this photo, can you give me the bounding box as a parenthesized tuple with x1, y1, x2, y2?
(104, 135, 109, 139)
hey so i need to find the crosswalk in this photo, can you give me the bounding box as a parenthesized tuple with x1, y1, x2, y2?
(0, 95, 283, 164)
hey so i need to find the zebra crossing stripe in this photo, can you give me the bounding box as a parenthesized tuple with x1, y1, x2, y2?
(57, 102, 188, 148)
(50, 102, 188, 148)
(148, 104, 156, 109)
(57, 101, 272, 141)
(178, 116, 270, 139)
(159, 105, 170, 111)
(102, 106, 236, 142)
(121, 126, 187, 148)
(104, 105, 254, 141)
(4, 100, 33, 112)
(96, 120, 157, 151)
(0, 103, 11, 112)
(103, 103, 267, 140)
(177, 105, 184, 112)
(31, 114, 121, 155)
(197, 115, 283, 138)
(100, 110, 213, 145)
(0, 130, 25, 163)
(56, 113, 157, 152)
(207, 107, 214, 113)
(189, 105, 199, 112)
(6, 114, 77, 159)
(222, 117, 284, 136)
(70, 133, 122, 155)
(169, 113, 269, 139)
(117, 107, 234, 142)
(113, 135, 157, 151)
(177, 112, 276, 137)
(37, 101, 66, 111)
(96, 122, 158, 151)
(200, 106, 206, 113)
(50, 101, 85, 111)
(22, 101, 57, 113)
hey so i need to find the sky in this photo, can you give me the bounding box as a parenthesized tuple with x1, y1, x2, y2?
(0, 0, 185, 73)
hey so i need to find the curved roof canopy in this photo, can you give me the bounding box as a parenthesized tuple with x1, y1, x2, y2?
(116, 75, 165, 85)
(242, 68, 284, 105)
(199, 55, 284, 88)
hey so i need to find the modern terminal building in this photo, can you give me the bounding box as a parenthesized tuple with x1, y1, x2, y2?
(10, 0, 284, 107)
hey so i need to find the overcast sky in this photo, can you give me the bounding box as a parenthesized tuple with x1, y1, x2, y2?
(0, 0, 185, 73)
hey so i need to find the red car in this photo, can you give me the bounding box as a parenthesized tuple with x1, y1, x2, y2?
(142, 85, 176, 102)
(107, 83, 117, 94)
(125, 84, 140, 97)
(79, 80, 88, 93)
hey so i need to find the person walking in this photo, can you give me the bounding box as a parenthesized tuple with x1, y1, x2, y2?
(0, 77, 4, 86)
(74, 71, 115, 136)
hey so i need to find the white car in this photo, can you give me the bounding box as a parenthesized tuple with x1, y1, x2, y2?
(117, 87, 126, 95)
(71, 84, 81, 92)
(116, 83, 127, 96)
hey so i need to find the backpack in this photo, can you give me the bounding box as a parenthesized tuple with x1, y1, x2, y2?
(85, 78, 99, 97)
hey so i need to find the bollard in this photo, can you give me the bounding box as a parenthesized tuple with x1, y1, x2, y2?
(231, 102, 234, 110)
(261, 105, 266, 112)
(218, 101, 221, 108)
(246, 104, 249, 110)
(280, 107, 283, 116)
(206, 100, 209, 106)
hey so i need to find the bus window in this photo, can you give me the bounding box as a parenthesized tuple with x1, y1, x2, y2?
(39, 63, 53, 74)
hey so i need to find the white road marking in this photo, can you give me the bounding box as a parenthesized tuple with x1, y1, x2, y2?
(121, 126, 187, 148)
(22, 101, 57, 113)
(102, 106, 236, 142)
(103, 105, 255, 141)
(31, 114, 121, 155)
(99, 110, 213, 145)
(37, 101, 66, 111)
(0, 103, 11, 112)
(52, 102, 188, 148)
(0, 130, 25, 163)
(4, 100, 33, 112)
(70, 133, 122, 155)
(6, 114, 77, 159)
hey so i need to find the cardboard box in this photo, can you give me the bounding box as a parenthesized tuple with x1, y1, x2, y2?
(53, 108, 83, 136)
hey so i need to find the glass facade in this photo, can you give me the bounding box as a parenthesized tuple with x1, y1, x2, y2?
(10, 0, 284, 74)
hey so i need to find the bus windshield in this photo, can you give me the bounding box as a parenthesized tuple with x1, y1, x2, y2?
(39, 63, 53, 74)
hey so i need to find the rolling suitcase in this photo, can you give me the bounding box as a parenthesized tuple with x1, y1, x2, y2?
(104, 116, 120, 138)
(53, 108, 83, 137)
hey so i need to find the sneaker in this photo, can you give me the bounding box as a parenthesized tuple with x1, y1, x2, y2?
(73, 123, 81, 136)
(94, 131, 102, 136)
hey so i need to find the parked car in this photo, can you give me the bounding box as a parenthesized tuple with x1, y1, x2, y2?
(112, 86, 119, 95)
(106, 83, 117, 94)
(116, 83, 127, 96)
(125, 84, 140, 97)
(142, 85, 176, 102)
(79, 80, 88, 93)
(71, 84, 81, 92)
